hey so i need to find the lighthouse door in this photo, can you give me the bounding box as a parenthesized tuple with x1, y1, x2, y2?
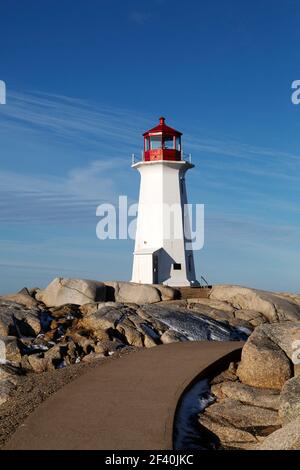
(153, 253, 158, 284)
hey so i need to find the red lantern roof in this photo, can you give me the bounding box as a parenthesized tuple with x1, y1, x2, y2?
(143, 117, 182, 137)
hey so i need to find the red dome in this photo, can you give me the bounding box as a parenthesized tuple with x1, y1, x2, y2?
(143, 117, 182, 162)
(143, 117, 182, 137)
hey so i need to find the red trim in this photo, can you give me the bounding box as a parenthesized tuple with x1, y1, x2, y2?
(144, 149, 181, 162)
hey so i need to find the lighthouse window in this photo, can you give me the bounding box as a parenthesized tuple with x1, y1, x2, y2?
(150, 135, 162, 149)
(173, 263, 182, 270)
(175, 136, 181, 151)
(162, 135, 174, 149)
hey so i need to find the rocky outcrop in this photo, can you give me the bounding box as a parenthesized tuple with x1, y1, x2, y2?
(0, 336, 21, 364)
(197, 361, 283, 449)
(187, 301, 235, 323)
(105, 281, 161, 304)
(160, 330, 187, 344)
(0, 289, 249, 392)
(1, 279, 299, 444)
(153, 284, 180, 301)
(197, 320, 300, 450)
(276, 292, 300, 306)
(36, 278, 107, 307)
(236, 323, 300, 390)
(210, 285, 300, 322)
(36, 278, 179, 306)
(258, 417, 300, 450)
(201, 397, 281, 428)
(138, 303, 248, 341)
(233, 309, 267, 327)
(237, 326, 293, 389)
(259, 322, 300, 360)
(0, 301, 40, 337)
(196, 348, 300, 450)
(211, 381, 280, 410)
(1, 288, 39, 309)
(199, 397, 281, 449)
(279, 375, 300, 423)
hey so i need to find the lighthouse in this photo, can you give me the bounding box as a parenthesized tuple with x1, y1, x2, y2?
(131, 117, 199, 287)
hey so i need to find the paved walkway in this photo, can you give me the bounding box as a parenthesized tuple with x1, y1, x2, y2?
(5, 341, 243, 450)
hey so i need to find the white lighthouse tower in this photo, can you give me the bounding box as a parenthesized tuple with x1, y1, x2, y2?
(131, 117, 198, 287)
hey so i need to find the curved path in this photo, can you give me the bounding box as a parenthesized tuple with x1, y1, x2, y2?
(5, 341, 243, 450)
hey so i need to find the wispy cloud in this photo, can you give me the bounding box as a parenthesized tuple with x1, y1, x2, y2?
(0, 160, 130, 224)
(0, 90, 149, 153)
(0, 91, 146, 224)
(187, 134, 300, 163)
(0, 89, 299, 228)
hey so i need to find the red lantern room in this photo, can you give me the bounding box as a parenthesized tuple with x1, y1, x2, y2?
(143, 117, 182, 162)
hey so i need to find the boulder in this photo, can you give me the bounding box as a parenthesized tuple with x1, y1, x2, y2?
(153, 285, 180, 301)
(80, 305, 125, 331)
(0, 379, 16, 406)
(0, 336, 21, 364)
(237, 326, 292, 389)
(0, 301, 40, 337)
(279, 376, 300, 423)
(234, 309, 267, 327)
(211, 381, 280, 410)
(136, 307, 168, 334)
(36, 278, 106, 307)
(1, 287, 39, 309)
(199, 397, 281, 449)
(24, 313, 41, 335)
(92, 329, 111, 342)
(27, 354, 47, 373)
(143, 334, 158, 348)
(105, 281, 161, 304)
(201, 398, 281, 429)
(210, 365, 239, 385)
(259, 322, 300, 362)
(199, 413, 258, 447)
(160, 330, 188, 344)
(69, 332, 96, 354)
(210, 285, 300, 322)
(80, 303, 101, 316)
(27, 344, 65, 372)
(49, 304, 81, 319)
(63, 340, 79, 365)
(81, 352, 105, 363)
(116, 316, 160, 348)
(258, 417, 300, 450)
(116, 319, 144, 347)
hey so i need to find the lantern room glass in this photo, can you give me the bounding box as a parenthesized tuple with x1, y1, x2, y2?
(145, 137, 150, 151)
(162, 135, 174, 149)
(150, 135, 162, 149)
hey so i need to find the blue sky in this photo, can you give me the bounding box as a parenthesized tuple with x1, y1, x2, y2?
(0, 0, 299, 293)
